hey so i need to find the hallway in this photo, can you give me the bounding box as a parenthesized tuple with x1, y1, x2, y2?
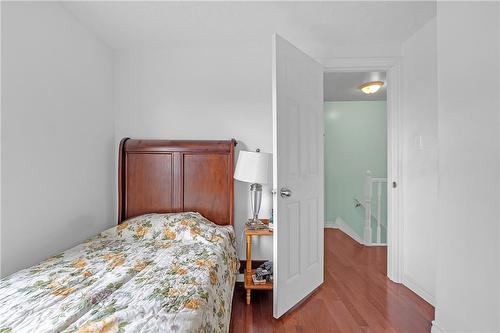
(230, 229, 434, 332)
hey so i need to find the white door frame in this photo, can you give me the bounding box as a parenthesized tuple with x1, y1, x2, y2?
(319, 57, 403, 283)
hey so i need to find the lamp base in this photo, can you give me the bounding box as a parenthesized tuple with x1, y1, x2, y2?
(246, 218, 268, 230)
(250, 183, 263, 222)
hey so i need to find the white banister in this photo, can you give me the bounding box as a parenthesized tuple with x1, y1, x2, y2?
(363, 170, 373, 244)
(362, 170, 387, 245)
(376, 182, 382, 243)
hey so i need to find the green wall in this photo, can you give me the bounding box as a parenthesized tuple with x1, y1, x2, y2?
(324, 101, 387, 242)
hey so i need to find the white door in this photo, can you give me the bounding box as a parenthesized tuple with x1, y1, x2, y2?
(272, 34, 324, 318)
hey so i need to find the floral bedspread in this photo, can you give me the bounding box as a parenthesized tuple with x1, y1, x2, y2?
(0, 212, 239, 333)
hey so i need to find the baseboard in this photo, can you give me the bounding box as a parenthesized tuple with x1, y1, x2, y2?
(325, 217, 387, 246)
(324, 220, 336, 228)
(329, 217, 365, 245)
(431, 321, 446, 333)
(402, 275, 435, 306)
(364, 242, 387, 247)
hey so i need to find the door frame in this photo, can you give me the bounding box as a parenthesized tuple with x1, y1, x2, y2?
(319, 57, 403, 283)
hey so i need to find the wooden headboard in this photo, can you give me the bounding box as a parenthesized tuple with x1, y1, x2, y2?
(118, 138, 236, 225)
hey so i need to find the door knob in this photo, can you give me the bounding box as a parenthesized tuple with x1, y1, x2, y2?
(280, 187, 292, 198)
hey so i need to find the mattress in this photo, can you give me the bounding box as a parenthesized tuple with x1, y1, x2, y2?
(0, 212, 239, 333)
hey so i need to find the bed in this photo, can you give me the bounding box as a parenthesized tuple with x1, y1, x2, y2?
(0, 139, 239, 333)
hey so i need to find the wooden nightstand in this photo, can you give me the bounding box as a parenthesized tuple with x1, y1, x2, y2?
(244, 219, 273, 305)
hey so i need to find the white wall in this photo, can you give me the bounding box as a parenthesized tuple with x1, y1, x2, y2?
(113, 41, 402, 260)
(400, 18, 438, 305)
(433, 2, 499, 332)
(114, 45, 273, 260)
(0, 0, 408, 270)
(1, 2, 114, 276)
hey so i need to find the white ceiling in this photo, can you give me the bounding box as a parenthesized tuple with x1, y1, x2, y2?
(324, 71, 387, 101)
(63, 1, 436, 51)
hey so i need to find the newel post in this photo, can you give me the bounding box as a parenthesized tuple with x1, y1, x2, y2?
(363, 170, 373, 244)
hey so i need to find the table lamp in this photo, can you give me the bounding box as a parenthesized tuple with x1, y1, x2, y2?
(234, 149, 271, 226)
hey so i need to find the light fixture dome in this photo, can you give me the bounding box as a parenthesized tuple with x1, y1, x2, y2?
(359, 81, 384, 94)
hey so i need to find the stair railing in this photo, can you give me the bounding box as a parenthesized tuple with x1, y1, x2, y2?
(363, 170, 387, 244)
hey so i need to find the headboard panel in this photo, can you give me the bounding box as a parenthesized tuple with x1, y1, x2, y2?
(118, 138, 236, 225)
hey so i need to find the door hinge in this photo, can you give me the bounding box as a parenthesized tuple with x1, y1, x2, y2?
(392, 181, 397, 188)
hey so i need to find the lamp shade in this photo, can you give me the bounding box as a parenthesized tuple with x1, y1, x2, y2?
(234, 150, 271, 184)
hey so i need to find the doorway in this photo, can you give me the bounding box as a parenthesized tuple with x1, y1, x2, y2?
(272, 34, 404, 318)
(322, 58, 403, 283)
(323, 71, 388, 246)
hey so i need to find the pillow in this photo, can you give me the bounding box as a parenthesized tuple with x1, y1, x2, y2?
(100, 213, 174, 241)
(160, 212, 230, 243)
(101, 212, 232, 244)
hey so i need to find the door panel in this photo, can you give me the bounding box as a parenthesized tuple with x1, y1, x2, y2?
(272, 34, 324, 318)
(306, 197, 319, 266)
(286, 201, 300, 279)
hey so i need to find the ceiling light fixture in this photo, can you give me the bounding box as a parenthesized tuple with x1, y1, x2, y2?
(359, 81, 384, 94)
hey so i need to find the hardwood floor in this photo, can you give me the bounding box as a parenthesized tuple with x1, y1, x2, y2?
(230, 229, 434, 333)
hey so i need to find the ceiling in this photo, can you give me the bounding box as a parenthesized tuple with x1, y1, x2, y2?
(63, 1, 436, 51)
(324, 72, 386, 101)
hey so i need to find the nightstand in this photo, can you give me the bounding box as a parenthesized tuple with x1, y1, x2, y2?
(244, 219, 273, 305)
